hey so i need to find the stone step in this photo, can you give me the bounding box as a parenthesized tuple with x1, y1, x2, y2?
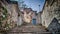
(7, 31, 52, 34)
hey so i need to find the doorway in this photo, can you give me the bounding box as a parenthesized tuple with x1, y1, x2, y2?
(32, 19, 36, 25)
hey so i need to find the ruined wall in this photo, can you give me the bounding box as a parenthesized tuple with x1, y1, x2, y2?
(41, 0, 60, 28)
(0, 0, 19, 30)
(23, 8, 33, 23)
(11, 4, 18, 24)
(17, 11, 23, 26)
(7, 3, 23, 26)
(3, 0, 20, 26)
(6, 3, 19, 25)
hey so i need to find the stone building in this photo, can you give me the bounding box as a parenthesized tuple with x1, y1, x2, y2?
(22, 8, 37, 25)
(0, 0, 22, 30)
(6, 0, 23, 26)
(23, 8, 33, 23)
(6, 0, 19, 25)
(41, 0, 60, 32)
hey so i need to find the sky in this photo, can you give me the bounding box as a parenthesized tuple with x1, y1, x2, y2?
(11, 0, 45, 13)
(23, 0, 45, 13)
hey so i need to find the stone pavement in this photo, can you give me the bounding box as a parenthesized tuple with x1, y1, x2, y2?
(7, 24, 51, 34)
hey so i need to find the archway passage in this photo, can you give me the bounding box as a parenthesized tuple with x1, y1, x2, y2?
(47, 18, 60, 32)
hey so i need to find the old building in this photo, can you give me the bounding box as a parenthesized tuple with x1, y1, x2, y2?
(7, 0, 19, 25)
(23, 8, 32, 23)
(6, 0, 23, 26)
(0, 0, 22, 30)
(22, 8, 37, 25)
(41, 0, 60, 32)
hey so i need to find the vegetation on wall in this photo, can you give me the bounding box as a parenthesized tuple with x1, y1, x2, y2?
(0, 5, 16, 32)
(1, 7, 8, 20)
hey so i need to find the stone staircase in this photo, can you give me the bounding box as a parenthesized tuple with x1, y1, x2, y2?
(1, 23, 60, 34)
(7, 24, 52, 34)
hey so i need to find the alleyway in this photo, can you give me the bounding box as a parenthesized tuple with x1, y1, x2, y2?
(1, 0, 60, 34)
(7, 24, 51, 34)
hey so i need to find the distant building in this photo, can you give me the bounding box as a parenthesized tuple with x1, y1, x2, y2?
(23, 8, 33, 23)
(36, 11, 42, 25)
(23, 8, 37, 25)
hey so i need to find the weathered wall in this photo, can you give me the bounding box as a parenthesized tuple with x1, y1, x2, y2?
(11, 4, 18, 24)
(17, 11, 23, 26)
(41, 0, 60, 28)
(6, 4, 18, 25)
(36, 12, 42, 25)
(7, 3, 23, 26)
(0, 0, 20, 30)
(2, 0, 20, 26)
(23, 8, 33, 23)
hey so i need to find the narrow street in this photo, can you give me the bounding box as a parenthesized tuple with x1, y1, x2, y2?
(1, 0, 60, 34)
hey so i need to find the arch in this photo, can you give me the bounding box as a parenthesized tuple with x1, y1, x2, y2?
(47, 18, 60, 32)
(51, 18, 58, 23)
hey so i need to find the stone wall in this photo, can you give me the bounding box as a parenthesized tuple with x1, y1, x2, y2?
(36, 12, 42, 25)
(5, 3, 19, 26)
(41, 0, 60, 28)
(23, 8, 33, 23)
(0, 0, 21, 29)
(6, 2, 23, 26)
(17, 11, 23, 26)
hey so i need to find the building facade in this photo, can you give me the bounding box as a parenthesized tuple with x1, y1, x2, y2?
(0, 0, 22, 30)
(41, 0, 60, 28)
(22, 8, 37, 25)
(23, 8, 32, 23)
